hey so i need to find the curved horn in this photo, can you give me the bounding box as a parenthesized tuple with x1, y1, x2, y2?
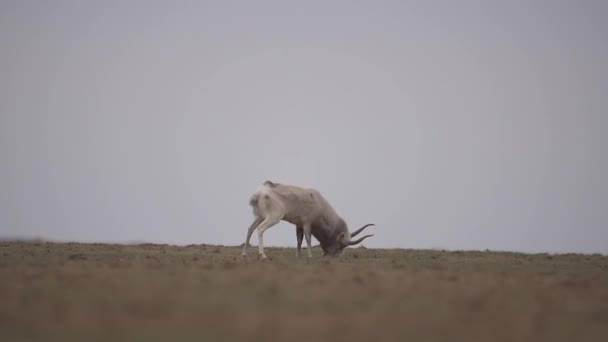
(348, 234, 374, 246)
(351, 223, 375, 238)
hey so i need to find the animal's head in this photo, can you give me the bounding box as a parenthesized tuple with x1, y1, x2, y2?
(323, 223, 375, 257)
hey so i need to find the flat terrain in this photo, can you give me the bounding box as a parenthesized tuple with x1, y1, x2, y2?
(1, 241, 607, 342)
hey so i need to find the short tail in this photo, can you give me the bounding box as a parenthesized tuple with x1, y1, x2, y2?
(249, 193, 260, 206)
(250, 180, 277, 207)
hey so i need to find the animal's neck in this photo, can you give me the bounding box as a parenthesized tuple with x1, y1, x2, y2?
(312, 217, 348, 246)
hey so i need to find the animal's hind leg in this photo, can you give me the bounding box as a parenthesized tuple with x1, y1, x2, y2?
(296, 225, 303, 258)
(242, 217, 262, 257)
(257, 216, 281, 259)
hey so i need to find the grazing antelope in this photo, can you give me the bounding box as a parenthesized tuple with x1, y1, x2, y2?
(242, 181, 375, 259)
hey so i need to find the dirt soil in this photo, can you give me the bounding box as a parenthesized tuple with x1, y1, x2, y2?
(1, 241, 607, 341)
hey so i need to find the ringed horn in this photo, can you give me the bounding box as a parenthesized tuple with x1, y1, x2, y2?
(349, 223, 375, 245)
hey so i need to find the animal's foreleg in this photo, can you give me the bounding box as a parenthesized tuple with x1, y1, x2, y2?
(303, 223, 313, 258)
(296, 225, 303, 258)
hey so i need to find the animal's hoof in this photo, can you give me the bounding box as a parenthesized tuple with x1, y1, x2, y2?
(258, 254, 267, 260)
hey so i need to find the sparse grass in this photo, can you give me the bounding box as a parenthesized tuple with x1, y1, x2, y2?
(1, 241, 607, 341)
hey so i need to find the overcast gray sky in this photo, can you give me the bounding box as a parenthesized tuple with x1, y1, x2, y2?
(1, 0, 607, 253)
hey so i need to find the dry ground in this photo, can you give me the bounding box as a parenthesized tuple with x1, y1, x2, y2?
(1, 241, 607, 342)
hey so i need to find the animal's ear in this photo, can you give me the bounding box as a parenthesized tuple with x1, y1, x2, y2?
(336, 232, 348, 244)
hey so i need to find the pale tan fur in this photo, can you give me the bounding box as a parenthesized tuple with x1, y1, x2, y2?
(242, 181, 374, 259)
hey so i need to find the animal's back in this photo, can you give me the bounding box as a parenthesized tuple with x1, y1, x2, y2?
(249, 181, 332, 225)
